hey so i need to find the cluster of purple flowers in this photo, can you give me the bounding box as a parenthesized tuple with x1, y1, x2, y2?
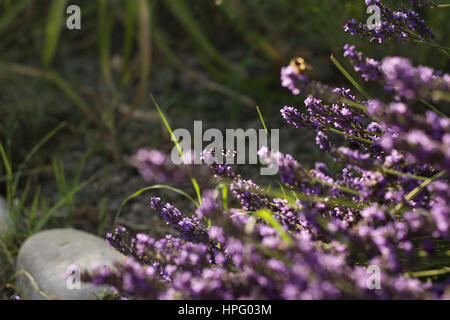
(130, 149, 188, 184)
(84, 3, 449, 300)
(87, 110, 449, 298)
(149, 196, 211, 244)
(368, 100, 450, 173)
(343, 44, 382, 82)
(344, 0, 434, 43)
(281, 95, 374, 149)
(409, 0, 436, 8)
(344, 45, 450, 102)
(280, 64, 360, 105)
(130, 148, 212, 187)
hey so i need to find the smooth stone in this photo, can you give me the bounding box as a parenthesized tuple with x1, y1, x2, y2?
(0, 196, 12, 235)
(16, 228, 124, 300)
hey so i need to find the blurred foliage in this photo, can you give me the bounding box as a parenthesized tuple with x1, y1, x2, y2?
(0, 0, 449, 299)
(0, 0, 448, 164)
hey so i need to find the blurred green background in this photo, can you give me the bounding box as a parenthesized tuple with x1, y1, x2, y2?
(0, 0, 449, 298)
(1, 0, 448, 160)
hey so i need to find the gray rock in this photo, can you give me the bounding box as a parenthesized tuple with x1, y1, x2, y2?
(0, 196, 12, 235)
(16, 228, 124, 300)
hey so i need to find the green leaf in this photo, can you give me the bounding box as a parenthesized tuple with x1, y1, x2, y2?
(0, 0, 32, 35)
(33, 179, 90, 232)
(405, 170, 446, 202)
(256, 105, 269, 136)
(191, 177, 202, 206)
(253, 208, 293, 245)
(98, 0, 114, 88)
(113, 184, 200, 228)
(330, 54, 371, 100)
(121, 0, 137, 79)
(0, 141, 12, 179)
(152, 95, 202, 204)
(43, 0, 68, 67)
(164, 0, 237, 75)
(406, 267, 450, 278)
(420, 99, 448, 118)
(151, 95, 183, 157)
(134, 0, 152, 104)
(222, 185, 228, 211)
(13, 122, 67, 194)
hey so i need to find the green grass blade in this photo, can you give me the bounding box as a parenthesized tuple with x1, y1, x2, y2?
(133, 0, 152, 105)
(43, 0, 68, 67)
(29, 186, 41, 219)
(0, 0, 32, 35)
(33, 179, 90, 232)
(151, 95, 202, 208)
(267, 188, 365, 211)
(256, 105, 269, 136)
(382, 168, 428, 181)
(405, 170, 446, 202)
(0, 165, 51, 183)
(190, 177, 202, 205)
(0, 141, 13, 209)
(0, 142, 12, 179)
(330, 54, 371, 100)
(25, 186, 41, 233)
(164, 0, 236, 74)
(98, 0, 114, 89)
(18, 177, 31, 213)
(151, 95, 183, 157)
(420, 99, 448, 118)
(391, 170, 446, 216)
(13, 122, 67, 194)
(52, 156, 67, 198)
(0, 63, 97, 123)
(275, 181, 287, 198)
(222, 185, 228, 211)
(406, 267, 450, 278)
(254, 208, 293, 245)
(97, 197, 108, 236)
(121, 0, 138, 81)
(219, 1, 281, 61)
(48, 71, 97, 123)
(71, 146, 91, 188)
(327, 127, 374, 145)
(0, 238, 14, 265)
(113, 184, 200, 228)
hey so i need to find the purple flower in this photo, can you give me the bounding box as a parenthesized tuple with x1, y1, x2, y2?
(85, 18, 450, 299)
(195, 189, 218, 219)
(343, 45, 382, 81)
(344, 1, 434, 43)
(381, 57, 450, 101)
(150, 197, 210, 244)
(130, 148, 187, 184)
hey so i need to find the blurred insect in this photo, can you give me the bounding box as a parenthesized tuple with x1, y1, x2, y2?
(289, 57, 312, 75)
(223, 149, 238, 158)
(209, 148, 237, 159)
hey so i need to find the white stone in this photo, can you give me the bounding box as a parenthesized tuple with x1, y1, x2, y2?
(16, 228, 124, 300)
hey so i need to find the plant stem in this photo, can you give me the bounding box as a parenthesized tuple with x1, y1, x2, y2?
(327, 127, 374, 145)
(382, 168, 428, 181)
(420, 99, 448, 118)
